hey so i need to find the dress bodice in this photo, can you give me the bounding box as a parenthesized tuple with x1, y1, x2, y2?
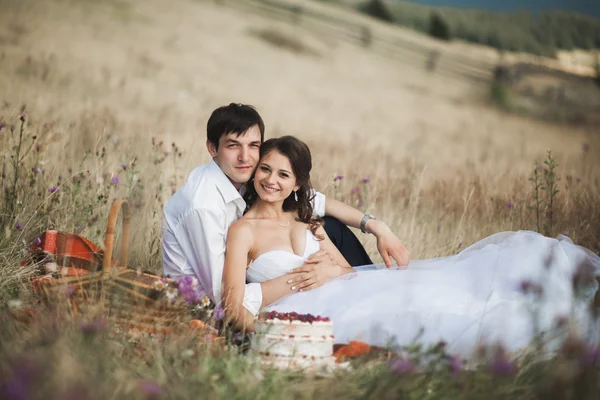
(246, 230, 321, 283)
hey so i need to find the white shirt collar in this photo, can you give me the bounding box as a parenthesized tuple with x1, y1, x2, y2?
(208, 159, 245, 208)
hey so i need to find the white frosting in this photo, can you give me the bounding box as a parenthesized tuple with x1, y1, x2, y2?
(254, 319, 333, 337)
(252, 333, 334, 357)
(251, 318, 335, 370)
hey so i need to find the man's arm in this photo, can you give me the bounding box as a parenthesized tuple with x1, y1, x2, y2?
(178, 208, 227, 304)
(322, 196, 410, 267)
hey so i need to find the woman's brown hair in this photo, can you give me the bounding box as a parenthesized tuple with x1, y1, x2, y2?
(244, 136, 323, 239)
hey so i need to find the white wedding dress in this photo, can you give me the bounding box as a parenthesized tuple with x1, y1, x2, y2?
(246, 230, 600, 358)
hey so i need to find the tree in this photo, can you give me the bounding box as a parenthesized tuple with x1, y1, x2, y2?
(429, 12, 451, 41)
(359, 0, 395, 23)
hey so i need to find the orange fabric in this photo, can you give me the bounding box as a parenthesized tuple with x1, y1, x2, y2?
(27, 230, 106, 271)
(189, 320, 207, 330)
(333, 341, 372, 362)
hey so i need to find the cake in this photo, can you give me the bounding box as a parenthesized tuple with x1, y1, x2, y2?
(251, 311, 336, 370)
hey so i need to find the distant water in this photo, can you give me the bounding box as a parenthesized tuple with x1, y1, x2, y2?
(399, 0, 600, 19)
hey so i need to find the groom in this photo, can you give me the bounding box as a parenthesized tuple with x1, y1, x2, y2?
(162, 103, 409, 316)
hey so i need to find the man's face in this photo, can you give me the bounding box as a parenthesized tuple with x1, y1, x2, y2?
(207, 124, 262, 189)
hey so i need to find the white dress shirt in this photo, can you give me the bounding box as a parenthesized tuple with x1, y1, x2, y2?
(162, 160, 326, 315)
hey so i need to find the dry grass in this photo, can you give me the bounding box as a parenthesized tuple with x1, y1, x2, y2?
(1, 0, 598, 260)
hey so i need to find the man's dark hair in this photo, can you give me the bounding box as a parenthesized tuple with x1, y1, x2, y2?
(207, 103, 265, 150)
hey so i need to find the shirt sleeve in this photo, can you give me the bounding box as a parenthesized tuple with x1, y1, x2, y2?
(179, 207, 225, 304)
(243, 282, 263, 316)
(312, 190, 326, 217)
(179, 208, 263, 313)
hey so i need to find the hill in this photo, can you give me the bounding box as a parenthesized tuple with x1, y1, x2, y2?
(343, 0, 600, 56)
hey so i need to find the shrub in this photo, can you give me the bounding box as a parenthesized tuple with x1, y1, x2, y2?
(429, 12, 451, 41)
(359, 0, 395, 23)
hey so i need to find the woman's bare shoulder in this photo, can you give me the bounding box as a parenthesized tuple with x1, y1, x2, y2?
(230, 217, 255, 231)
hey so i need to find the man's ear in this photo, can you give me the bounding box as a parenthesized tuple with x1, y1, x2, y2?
(206, 140, 218, 158)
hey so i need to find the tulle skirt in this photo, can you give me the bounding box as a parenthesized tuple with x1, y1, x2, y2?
(264, 231, 600, 357)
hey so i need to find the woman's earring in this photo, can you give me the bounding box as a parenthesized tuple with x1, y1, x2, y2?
(294, 191, 298, 202)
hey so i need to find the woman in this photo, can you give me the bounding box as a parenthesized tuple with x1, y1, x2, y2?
(222, 136, 600, 357)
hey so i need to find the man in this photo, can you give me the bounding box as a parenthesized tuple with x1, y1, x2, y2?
(162, 103, 409, 316)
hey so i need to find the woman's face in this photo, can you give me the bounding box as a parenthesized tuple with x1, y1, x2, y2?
(253, 150, 299, 203)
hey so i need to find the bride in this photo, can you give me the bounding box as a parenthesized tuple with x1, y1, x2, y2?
(222, 136, 600, 357)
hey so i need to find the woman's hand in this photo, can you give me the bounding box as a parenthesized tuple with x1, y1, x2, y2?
(286, 257, 350, 292)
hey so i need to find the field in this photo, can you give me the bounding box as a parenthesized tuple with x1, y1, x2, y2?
(1, 0, 599, 398)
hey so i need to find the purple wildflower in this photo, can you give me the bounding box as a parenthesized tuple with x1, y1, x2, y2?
(15, 222, 23, 231)
(572, 260, 595, 293)
(138, 379, 163, 399)
(519, 280, 532, 293)
(121, 163, 128, 170)
(351, 186, 359, 193)
(214, 305, 225, 321)
(449, 355, 462, 377)
(1, 357, 38, 400)
(35, 144, 41, 152)
(583, 346, 600, 367)
(48, 186, 59, 194)
(507, 201, 514, 208)
(18, 113, 25, 122)
(362, 177, 370, 184)
(80, 318, 107, 335)
(178, 276, 200, 304)
(519, 280, 543, 296)
(111, 176, 120, 185)
(32, 168, 41, 174)
(0, 122, 5, 130)
(390, 358, 416, 374)
(35, 237, 42, 246)
(358, 201, 364, 207)
(554, 315, 569, 329)
(489, 350, 517, 377)
(457, 242, 463, 249)
(334, 175, 344, 181)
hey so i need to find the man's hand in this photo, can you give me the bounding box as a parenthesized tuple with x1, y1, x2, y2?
(286, 256, 342, 292)
(368, 220, 410, 267)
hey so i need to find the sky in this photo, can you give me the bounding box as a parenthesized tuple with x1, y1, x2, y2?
(400, 0, 600, 18)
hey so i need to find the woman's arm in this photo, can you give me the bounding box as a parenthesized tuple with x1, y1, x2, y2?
(222, 221, 257, 332)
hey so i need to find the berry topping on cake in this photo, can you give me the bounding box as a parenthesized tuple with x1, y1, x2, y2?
(262, 311, 331, 323)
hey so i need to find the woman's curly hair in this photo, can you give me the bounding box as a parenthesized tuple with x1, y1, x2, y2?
(244, 136, 323, 239)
